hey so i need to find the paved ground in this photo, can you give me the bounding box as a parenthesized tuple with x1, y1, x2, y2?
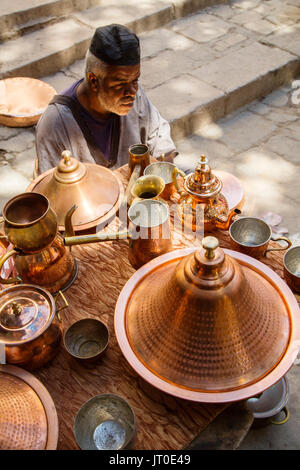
(0, 0, 300, 451)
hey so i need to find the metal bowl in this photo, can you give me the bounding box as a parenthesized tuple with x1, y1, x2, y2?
(74, 394, 136, 450)
(245, 376, 289, 423)
(64, 319, 109, 363)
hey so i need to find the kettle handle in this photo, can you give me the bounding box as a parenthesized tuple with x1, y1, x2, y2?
(0, 249, 22, 285)
(172, 167, 187, 196)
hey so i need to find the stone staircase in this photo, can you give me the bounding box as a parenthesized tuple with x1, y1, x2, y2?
(0, 0, 300, 215)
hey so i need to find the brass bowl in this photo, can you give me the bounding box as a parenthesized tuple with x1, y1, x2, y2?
(64, 319, 109, 363)
(74, 394, 136, 450)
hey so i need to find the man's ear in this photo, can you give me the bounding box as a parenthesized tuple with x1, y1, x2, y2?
(88, 73, 99, 92)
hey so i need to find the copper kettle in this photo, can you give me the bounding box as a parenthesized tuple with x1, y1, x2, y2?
(0, 284, 68, 370)
(174, 155, 241, 233)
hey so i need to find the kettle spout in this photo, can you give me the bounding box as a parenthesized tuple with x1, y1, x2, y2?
(64, 205, 78, 238)
(215, 208, 241, 230)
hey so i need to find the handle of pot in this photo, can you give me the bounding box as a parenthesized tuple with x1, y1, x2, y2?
(266, 236, 292, 254)
(0, 249, 22, 285)
(64, 230, 130, 247)
(172, 167, 187, 196)
(54, 290, 69, 322)
(269, 406, 290, 425)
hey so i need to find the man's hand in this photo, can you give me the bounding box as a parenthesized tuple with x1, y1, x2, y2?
(157, 150, 178, 163)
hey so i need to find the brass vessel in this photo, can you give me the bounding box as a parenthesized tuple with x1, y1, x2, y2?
(0, 192, 77, 293)
(114, 236, 300, 403)
(175, 155, 241, 232)
(26, 150, 124, 232)
(0, 284, 68, 370)
(130, 175, 165, 205)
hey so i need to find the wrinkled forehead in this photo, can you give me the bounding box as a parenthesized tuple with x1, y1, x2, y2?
(104, 63, 141, 82)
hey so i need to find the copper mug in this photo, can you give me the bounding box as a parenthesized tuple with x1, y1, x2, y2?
(144, 161, 186, 201)
(229, 216, 292, 258)
(64, 200, 172, 270)
(283, 246, 300, 294)
(128, 143, 150, 178)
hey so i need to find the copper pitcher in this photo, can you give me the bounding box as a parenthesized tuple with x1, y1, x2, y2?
(175, 155, 241, 233)
(64, 199, 172, 270)
(0, 193, 77, 294)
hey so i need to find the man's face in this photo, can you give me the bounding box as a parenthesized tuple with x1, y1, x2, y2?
(91, 63, 141, 116)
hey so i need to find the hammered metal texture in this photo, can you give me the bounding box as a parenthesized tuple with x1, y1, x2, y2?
(125, 254, 290, 392)
(0, 372, 47, 449)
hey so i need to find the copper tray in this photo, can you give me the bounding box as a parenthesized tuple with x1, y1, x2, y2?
(0, 77, 56, 127)
(115, 247, 300, 403)
(0, 364, 58, 449)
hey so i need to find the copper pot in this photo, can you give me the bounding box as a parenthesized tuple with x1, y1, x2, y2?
(0, 284, 68, 370)
(176, 155, 242, 233)
(0, 192, 77, 294)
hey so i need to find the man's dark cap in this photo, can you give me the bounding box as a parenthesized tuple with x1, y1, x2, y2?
(89, 24, 140, 66)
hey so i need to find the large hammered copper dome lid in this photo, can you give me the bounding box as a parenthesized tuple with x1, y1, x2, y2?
(26, 150, 124, 232)
(115, 237, 300, 403)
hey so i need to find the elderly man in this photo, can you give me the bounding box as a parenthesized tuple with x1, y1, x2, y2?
(35, 23, 177, 175)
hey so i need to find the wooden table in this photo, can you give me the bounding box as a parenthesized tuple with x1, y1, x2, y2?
(3, 165, 299, 450)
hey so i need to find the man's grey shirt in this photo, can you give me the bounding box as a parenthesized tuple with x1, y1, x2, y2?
(35, 86, 176, 175)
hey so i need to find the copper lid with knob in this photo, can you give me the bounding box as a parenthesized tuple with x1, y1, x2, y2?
(0, 284, 55, 345)
(26, 150, 124, 232)
(115, 237, 300, 403)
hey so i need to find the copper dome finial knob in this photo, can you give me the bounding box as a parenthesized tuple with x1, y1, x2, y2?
(55, 150, 86, 183)
(202, 236, 219, 259)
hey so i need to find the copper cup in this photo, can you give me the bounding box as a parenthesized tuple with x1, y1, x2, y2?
(283, 246, 300, 294)
(229, 217, 292, 258)
(128, 144, 150, 178)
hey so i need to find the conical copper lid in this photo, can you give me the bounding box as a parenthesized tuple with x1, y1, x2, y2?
(115, 237, 300, 402)
(26, 151, 124, 231)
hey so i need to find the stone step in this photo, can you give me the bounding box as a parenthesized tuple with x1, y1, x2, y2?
(0, 0, 101, 41)
(0, 0, 228, 78)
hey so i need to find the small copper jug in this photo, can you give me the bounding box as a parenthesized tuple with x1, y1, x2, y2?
(175, 155, 241, 233)
(0, 192, 77, 293)
(64, 200, 172, 270)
